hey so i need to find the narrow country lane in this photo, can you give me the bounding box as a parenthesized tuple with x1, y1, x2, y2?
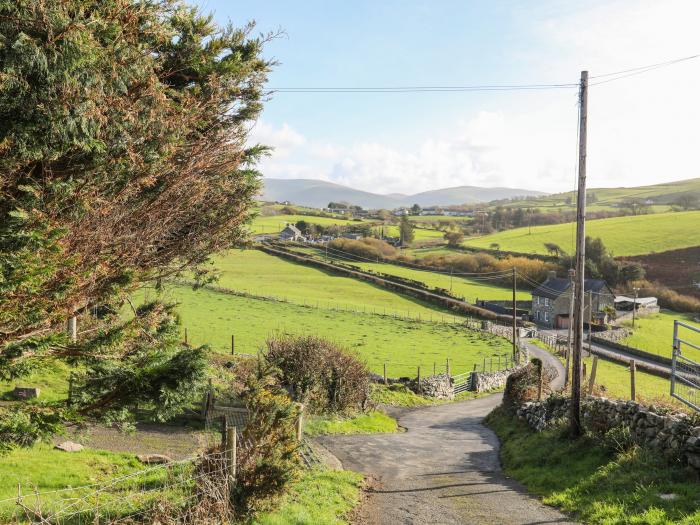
(318, 345, 577, 525)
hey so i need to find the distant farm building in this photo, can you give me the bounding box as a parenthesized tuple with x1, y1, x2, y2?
(614, 295, 658, 312)
(279, 223, 305, 242)
(530, 271, 615, 329)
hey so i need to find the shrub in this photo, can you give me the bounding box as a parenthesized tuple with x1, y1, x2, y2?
(233, 374, 301, 516)
(502, 360, 556, 411)
(0, 406, 64, 453)
(328, 238, 397, 260)
(265, 335, 370, 413)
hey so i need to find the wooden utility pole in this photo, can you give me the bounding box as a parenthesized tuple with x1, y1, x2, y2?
(588, 292, 593, 356)
(571, 70, 589, 437)
(512, 267, 517, 359)
(565, 269, 575, 387)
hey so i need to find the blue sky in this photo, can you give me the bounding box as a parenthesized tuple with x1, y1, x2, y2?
(195, 0, 699, 195)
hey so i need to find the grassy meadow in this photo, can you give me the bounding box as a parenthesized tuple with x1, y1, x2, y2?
(464, 211, 700, 256)
(143, 283, 512, 377)
(208, 249, 462, 318)
(250, 214, 359, 234)
(620, 310, 700, 359)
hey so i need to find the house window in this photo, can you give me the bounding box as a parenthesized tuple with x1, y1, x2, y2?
(535, 311, 540, 321)
(544, 297, 549, 307)
(536, 296, 540, 305)
(544, 311, 549, 322)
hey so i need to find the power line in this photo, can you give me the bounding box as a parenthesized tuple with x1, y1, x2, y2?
(269, 54, 699, 94)
(269, 83, 578, 93)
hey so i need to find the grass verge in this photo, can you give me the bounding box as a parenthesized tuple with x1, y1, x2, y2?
(252, 468, 364, 525)
(304, 410, 398, 437)
(486, 407, 700, 524)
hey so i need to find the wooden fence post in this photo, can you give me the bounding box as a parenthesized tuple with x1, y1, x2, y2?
(296, 403, 304, 441)
(433, 362, 436, 375)
(497, 355, 501, 370)
(446, 358, 450, 377)
(67, 316, 77, 343)
(587, 356, 598, 396)
(221, 416, 228, 448)
(482, 357, 486, 372)
(67, 373, 74, 406)
(231, 335, 235, 355)
(537, 363, 543, 401)
(383, 362, 387, 385)
(184, 327, 188, 345)
(226, 427, 237, 486)
(417, 366, 421, 394)
(630, 360, 636, 402)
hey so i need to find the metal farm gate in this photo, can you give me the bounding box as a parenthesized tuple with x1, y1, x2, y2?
(671, 320, 700, 412)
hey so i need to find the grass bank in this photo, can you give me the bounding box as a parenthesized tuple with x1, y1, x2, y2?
(253, 468, 364, 525)
(486, 407, 700, 524)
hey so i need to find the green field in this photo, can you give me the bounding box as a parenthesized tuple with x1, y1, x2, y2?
(251, 214, 360, 234)
(298, 247, 528, 302)
(464, 211, 700, 256)
(145, 283, 513, 377)
(209, 249, 460, 318)
(620, 310, 700, 358)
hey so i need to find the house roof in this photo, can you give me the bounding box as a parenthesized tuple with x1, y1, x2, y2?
(532, 276, 612, 300)
(280, 224, 301, 235)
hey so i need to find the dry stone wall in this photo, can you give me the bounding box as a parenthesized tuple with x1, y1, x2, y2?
(517, 395, 700, 473)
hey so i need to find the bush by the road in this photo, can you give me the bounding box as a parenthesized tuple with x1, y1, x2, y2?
(266, 335, 370, 413)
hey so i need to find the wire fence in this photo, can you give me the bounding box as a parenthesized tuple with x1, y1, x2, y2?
(2, 451, 225, 525)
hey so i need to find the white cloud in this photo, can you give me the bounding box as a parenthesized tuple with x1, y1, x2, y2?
(250, 0, 700, 195)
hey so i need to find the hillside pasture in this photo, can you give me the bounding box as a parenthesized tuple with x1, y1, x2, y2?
(209, 249, 461, 318)
(464, 211, 700, 257)
(143, 284, 513, 377)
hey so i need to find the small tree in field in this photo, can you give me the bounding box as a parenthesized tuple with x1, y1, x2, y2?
(399, 216, 415, 246)
(444, 231, 464, 247)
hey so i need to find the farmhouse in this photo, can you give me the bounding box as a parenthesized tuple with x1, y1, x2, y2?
(531, 271, 615, 329)
(279, 223, 305, 242)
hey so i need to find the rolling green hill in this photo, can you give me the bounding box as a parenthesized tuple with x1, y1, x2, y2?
(464, 210, 700, 256)
(493, 177, 700, 212)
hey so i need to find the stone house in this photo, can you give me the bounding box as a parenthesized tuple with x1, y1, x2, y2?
(531, 271, 615, 329)
(278, 223, 305, 242)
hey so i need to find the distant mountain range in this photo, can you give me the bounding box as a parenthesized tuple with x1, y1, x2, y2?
(260, 178, 547, 209)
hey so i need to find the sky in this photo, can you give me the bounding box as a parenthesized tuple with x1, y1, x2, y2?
(196, 0, 700, 195)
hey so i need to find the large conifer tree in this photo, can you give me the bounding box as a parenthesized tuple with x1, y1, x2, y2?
(0, 0, 272, 414)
